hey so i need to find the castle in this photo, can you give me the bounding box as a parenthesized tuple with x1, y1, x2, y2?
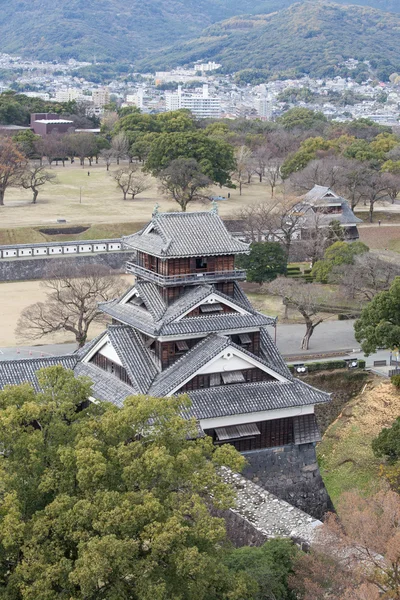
(0, 210, 332, 518)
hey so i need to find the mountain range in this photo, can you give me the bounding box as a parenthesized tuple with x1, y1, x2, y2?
(0, 0, 399, 76)
(138, 1, 400, 79)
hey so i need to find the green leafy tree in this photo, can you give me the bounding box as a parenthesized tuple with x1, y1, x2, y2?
(312, 241, 369, 283)
(145, 131, 236, 187)
(278, 108, 327, 131)
(0, 366, 254, 600)
(159, 158, 211, 212)
(225, 539, 298, 600)
(372, 416, 400, 464)
(13, 129, 41, 158)
(237, 242, 287, 285)
(354, 276, 400, 355)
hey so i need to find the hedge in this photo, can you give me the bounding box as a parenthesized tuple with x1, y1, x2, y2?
(288, 359, 366, 373)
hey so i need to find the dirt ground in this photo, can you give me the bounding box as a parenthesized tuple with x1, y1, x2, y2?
(0, 161, 278, 229)
(0, 274, 132, 347)
(358, 225, 400, 251)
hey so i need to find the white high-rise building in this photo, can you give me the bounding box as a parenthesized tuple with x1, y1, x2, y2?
(165, 85, 221, 119)
(254, 96, 272, 120)
(55, 88, 81, 102)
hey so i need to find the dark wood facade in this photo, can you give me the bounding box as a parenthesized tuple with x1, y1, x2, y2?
(179, 367, 274, 393)
(204, 417, 295, 452)
(137, 252, 235, 277)
(91, 352, 132, 386)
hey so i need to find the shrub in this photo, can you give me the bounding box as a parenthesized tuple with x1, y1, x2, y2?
(392, 374, 400, 389)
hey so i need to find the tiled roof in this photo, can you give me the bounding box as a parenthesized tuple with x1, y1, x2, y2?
(300, 203, 362, 227)
(185, 379, 330, 420)
(123, 211, 250, 258)
(150, 334, 229, 397)
(303, 185, 339, 202)
(160, 313, 274, 336)
(107, 325, 158, 393)
(260, 328, 292, 380)
(100, 283, 275, 336)
(74, 362, 137, 407)
(0, 356, 78, 391)
(135, 282, 167, 320)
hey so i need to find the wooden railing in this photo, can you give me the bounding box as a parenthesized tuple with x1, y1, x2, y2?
(126, 262, 246, 286)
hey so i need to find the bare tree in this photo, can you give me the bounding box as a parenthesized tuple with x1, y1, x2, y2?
(100, 148, 114, 171)
(331, 253, 400, 301)
(233, 145, 253, 195)
(268, 277, 333, 349)
(237, 197, 303, 259)
(19, 165, 57, 204)
(159, 158, 211, 212)
(359, 170, 389, 222)
(289, 156, 343, 193)
(0, 136, 26, 206)
(264, 157, 284, 197)
(382, 171, 400, 204)
(16, 265, 125, 347)
(111, 132, 129, 165)
(292, 489, 400, 600)
(251, 145, 270, 182)
(113, 165, 150, 200)
(39, 132, 67, 167)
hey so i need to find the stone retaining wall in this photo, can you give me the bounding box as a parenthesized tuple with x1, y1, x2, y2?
(242, 443, 333, 521)
(0, 252, 132, 282)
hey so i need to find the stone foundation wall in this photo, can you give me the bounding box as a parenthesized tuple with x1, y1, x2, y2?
(242, 443, 333, 521)
(0, 252, 132, 282)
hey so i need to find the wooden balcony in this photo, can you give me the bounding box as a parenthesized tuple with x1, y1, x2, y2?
(126, 261, 246, 287)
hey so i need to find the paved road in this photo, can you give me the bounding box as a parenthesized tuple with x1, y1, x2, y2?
(0, 319, 383, 365)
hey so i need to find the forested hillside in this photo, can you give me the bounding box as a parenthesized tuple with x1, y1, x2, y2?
(139, 1, 400, 79)
(0, 0, 398, 64)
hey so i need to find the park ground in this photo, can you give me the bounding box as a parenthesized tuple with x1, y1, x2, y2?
(0, 161, 399, 250)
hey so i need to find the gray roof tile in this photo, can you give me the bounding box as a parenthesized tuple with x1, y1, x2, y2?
(107, 325, 158, 393)
(135, 281, 167, 320)
(74, 362, 137, 407)
(185, 379, 330, 420)
(123, 211, 250, 258)
(260, 327, 293, 380)
(0, 356, 78, 391)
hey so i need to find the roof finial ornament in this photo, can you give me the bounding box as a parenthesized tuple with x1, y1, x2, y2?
(152, 202, 160, 217)
(210, 199, 218, 215)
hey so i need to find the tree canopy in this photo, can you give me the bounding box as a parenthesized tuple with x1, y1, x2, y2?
(354, 276, 400, 355)
(0, 366, 258, 600)
(312, 241, 369, 283)
(236, 242, 287, 285)
(145, 131, 236, 187)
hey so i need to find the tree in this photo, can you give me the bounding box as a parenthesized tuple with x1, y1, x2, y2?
(113, 165, 150, 200)
(359, 170, 390, 222)
(100, 148, 114, 171)
(16, 265, 125, 347)
(354, 276, 400, 355)
(312, 241, 369, 283)
(236, 242, 287, 285)
(268, 278, 334, 350)
(0, 136, 26, 205)
(145, 131, 236, 187)
(70, 132, 98, 167)
(278, 108, 327, 131)
(291, 490, 400, 600)
(226, 539, 298, 600)
(331, 253, 400, 302)
(159, 158, 211, 212)
(382, 171, 400, 204)
(233, 146, 253, 195)
(0, 366, 253, 600)
(373, 417, 400, 464)
(19, 164, 57, 203)
(13, 129, 41, 159)
(111, 131, 129, 164)
(39, 131, 68, 166)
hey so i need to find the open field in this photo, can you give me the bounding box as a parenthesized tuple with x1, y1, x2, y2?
(0, 275, 132, 347)
(358, 225, 400, 251)
(317, 378, 400, 505)
(0, 161, 277, 231)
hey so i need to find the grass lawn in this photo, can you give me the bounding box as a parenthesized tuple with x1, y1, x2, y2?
(355, 211, 400, 224)
(0, 161, 282, 232)
(317, 379, 400, 505)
